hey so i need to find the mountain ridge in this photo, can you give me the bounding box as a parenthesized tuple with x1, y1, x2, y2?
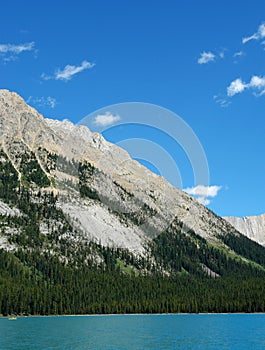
(0, 89, 241, 251)
(224, 213, 265, 246)
(1, 89, 265, 315)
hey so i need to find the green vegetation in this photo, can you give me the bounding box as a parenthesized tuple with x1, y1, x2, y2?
(150, 222, 264, 277)
(1, 246, 265, 315)
(79, 184, 99, 200)
(0, 150, 19, 203)
(218, 232, 265, 267)
(1, 148, 265, 315)
(19, 151, 50, 187)
(78, 160, 99, 199)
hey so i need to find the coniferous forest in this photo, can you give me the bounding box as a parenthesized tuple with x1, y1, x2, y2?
(1, 148, 265, 316)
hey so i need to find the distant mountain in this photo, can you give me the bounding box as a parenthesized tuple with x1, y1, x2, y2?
(224, 213, 265, 246)
(1, 89, 265, 315)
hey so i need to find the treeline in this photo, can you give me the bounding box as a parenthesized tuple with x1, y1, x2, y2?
(1, 248, 265, 316)
(150, 222, 265, 278)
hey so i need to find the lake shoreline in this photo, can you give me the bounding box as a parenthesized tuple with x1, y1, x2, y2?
(2, 312, 265, 319)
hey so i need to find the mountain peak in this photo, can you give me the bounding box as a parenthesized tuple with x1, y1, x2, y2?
(0, 89, 47, 149)
(0, 89, 244, 253)
(0, 89, 33, 111)
(0, 88, 22, 98)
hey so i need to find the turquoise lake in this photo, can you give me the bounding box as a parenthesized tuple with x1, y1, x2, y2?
(1, 314, 265, 349)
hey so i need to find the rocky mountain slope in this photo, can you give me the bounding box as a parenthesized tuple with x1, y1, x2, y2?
(224, 213, 265, 246)
(1, 89, 265, 315)
(0, 89, 241, 253)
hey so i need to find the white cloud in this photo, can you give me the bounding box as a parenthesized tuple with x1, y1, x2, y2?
(27, 96, 57, 109)
(55, 60, 95, 81)
(249, 75, 265, 88)
(198, 49, 226, 64)
(233, 51, 245, 64)
(42, 60, 95, 82)
(41, 73, 52, 81)
(218, 99, 230, 108)
(196, 197, 210, 206)
(213, 95, 231, 108)
(233, 51, 244, 57)
(242, 34, 258, 44)
(198, 51, 215, 64)
(249, 76, 265, 97)
(3, 55, 18, 62)
(184, 185, 222, 206)
(254, 89, 265, 97)
(93, 112, 121, 127)
(242, 23, 265, 44)
(185, 185, 222, 197)
(0, 42, 35, 62)
(227, 78, 246, 96)
(0, 42, 35, 54)
(227, 75, 265, 97)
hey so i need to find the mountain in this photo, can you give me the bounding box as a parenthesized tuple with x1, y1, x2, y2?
(224, 213, 265, 246)
(0, 89, 240, 250)
(1, 89, 265, 315)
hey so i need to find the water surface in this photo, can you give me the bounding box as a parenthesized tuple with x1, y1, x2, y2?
(1, 314, 265, 349)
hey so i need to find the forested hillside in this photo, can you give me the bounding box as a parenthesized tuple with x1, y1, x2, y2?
(1, 90, 265, 315)
(1, 147, 265, 315)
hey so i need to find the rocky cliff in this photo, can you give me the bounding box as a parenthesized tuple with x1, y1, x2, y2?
(0, 89, 242, 254)
(224, 213, 265, 246)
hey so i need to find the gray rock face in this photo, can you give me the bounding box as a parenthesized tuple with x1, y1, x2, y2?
(0, 200, 21, 217)
(224, 214, 265, 246)
(0, 89, 244, 254)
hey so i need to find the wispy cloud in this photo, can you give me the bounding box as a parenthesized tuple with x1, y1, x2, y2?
(55, 60, 95, 81)
(3, 55, 18, 63)
(254, 89, 265, 97)
(232, 51, 245, 64)
(233, 51, 244, 58)
(0, 42, 35, 54)
(41, 73, 52, 81)
(219, 50, 226, 59)
(213, 95, 231, 108)
(242, 23, 265, 44)
(0, 42, 35, 62)
(196, 197, 211, 206)
(93, 112, 121, 127)
(198, 51, 215, 64)
(198, 49, 227, 64)
(27, 96, 57, 109)
(184, 185, 222, 206)
(227, 75, 265, 97)
(42, 60, 95, 82)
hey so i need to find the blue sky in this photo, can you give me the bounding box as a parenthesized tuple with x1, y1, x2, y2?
(0, 0, 264, 217)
